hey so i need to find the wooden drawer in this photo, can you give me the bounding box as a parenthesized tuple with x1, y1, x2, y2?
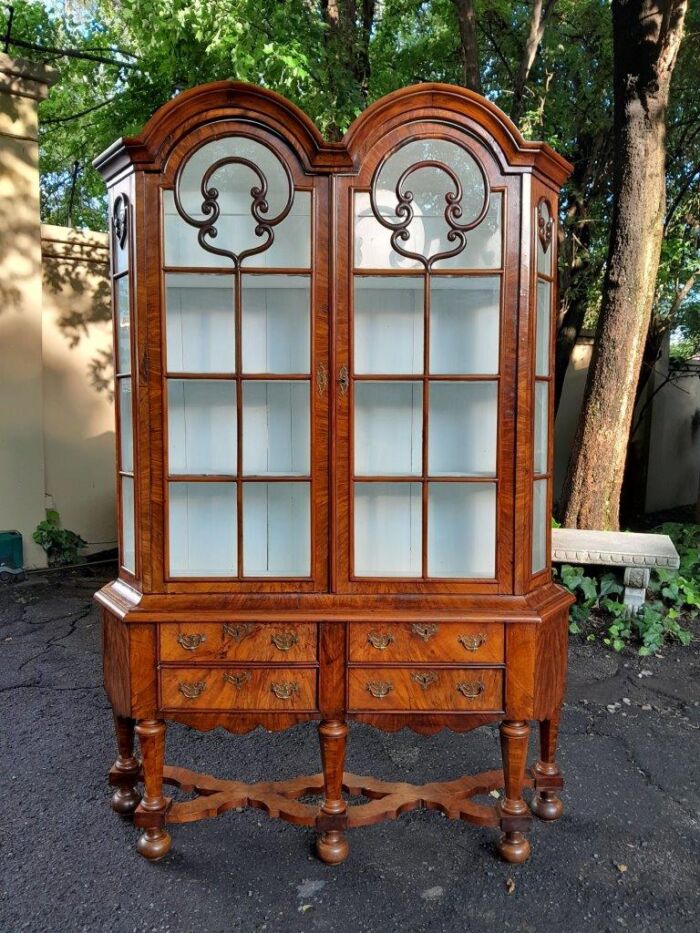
(348, 622, 504, 664)
(159, 622, 317, 663)
(348, 668, 503, 712)
(160, 667, 317, 711)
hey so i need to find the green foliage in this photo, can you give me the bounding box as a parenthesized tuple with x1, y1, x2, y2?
(32, 512, 87, 566)
(557, 524, 699, 655)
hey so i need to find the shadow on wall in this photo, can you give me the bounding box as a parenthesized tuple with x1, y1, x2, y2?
(41, 225, 113, 398)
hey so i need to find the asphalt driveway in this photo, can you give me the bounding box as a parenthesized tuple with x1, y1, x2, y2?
(1, 566, 698, 932)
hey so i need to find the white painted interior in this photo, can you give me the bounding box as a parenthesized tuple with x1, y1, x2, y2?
(242, 275, 310, 373)
(428, 381, 497, 476)
(169, 481, 237, 576)
(119, 378, 133, 473)
(427, 482, 495, 577)
(121, 476, 135, 572)
(167, 380, 237, 475)
(165, 273, 235, 373)
(536, 280, 551, 376)
(430, 276, 500, 374)
(354, 276, 423, 374)
(242, 481, 310, 576)
(354, 482, 422, 576)
(532, 478, 547, 573)
(354, 382, 423, 475)
(242, 381, 309, 475)
(534, 381, 548, 475)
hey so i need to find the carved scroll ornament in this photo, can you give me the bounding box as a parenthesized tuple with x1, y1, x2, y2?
(369, 145, 490, 269)
(112, 193, 129, 248)
(537, 198, 553, 253)
(172, 146, 294, 268)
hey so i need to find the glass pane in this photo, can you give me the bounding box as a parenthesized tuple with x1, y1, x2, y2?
(119, 378, 133, 473)
(354, 482, 421, 576)
(354, 276, 423, 374)
(163, 185, 311, 269)
(242, 275, 310, 373)
(534, 381, 549, 474)
(169, 482, 237, 576)
(115, 276, 130, 374)
(354, 382, 422, 475)
(165, 273, 235, 373)
(537, 202, 552, 275)
(354, 192, 502, 271)
(536, 280, 551, 376)
(243, 482, 309, 576)
(532, 478, 548, 574)
(428, 382, 497, 476)
(242, 381, 309, 475)
(121, 476, 135, 573)
(428, 482, 495, 578)
(168, 380, 237, 475)
(430, 276, 500, 374)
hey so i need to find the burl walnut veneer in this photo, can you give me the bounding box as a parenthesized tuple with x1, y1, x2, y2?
(95, 80, 574, 864)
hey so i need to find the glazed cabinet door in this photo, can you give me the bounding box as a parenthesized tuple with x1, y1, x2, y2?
(153, 125, 329, 592)
(333, 124, 519, 593)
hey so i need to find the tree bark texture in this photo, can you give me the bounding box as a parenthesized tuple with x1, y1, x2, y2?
(452, 0, 482, 93)
(560, 0, 687, 530)
(510, 0, 557, 126)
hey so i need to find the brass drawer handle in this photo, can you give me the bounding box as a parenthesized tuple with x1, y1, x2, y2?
(411, 671, 438, 690)
(271, 632, 299, 652)
(224, 672, 251, 689)
(223, 623, 255, 642)
(367, 631, 394, 650)
(411, 623, 439, 642)
(271, 681, 300, 700)
(178, 681, 206, 700)
(366, 681, 393, 699)
(458, 633, 487, 652)
(176, 632, 206, 651)
(456, 680, 485, 699)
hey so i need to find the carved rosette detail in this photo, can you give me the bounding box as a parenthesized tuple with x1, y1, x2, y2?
(537, 199, 553, 253)
(112, 193, 129, 249)
(369, 150, 490, 269)
(172, 152, 294, 268)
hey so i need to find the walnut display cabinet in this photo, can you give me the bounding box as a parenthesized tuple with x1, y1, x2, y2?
(95, 81, 574, 865)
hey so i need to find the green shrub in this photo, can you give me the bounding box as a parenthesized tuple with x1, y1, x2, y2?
(33, 510, 87, 567)
(556, 523, 699, 655)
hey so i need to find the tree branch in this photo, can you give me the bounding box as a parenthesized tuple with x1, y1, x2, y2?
(510, 0, 557, 126)
(42, 96, 119, 125)
(451, 0, 482, 93)
(7, 36, 138, 68)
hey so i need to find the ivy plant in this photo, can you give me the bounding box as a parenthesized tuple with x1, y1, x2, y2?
(33, 511, 87, 567)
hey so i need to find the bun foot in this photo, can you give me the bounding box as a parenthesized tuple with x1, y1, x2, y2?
(532, 790, 563, 821)
(316, 831, 349, 865)
(136, 827, 172, 861)
(496, 831, 531, 864)
(111, 785, 142, 815)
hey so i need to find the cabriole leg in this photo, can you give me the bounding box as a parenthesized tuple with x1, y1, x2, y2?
(532, 711, 564, 821)
(315, 720, 349, 865)
(496, 720, 532, 864)
(134, 719, 171, 860)
(110, 713, 141, 815)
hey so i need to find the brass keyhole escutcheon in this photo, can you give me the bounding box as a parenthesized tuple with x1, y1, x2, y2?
(366, 681, 393, 699)
(271, 632, 299, 652)
(458, 633, 487, 652)
(337, 365, 349, 396)
(223, 623, 255, 642)
(271, 682, 300, 700)
(367, 631, 394, 650)
(411, 671, 438, 690)
(410, 623, 439, 642)
(224, 672, 251, 689)
(178, 681, 206, 700)
(177, 632, 206, 651)
(456, 680, 485, 699)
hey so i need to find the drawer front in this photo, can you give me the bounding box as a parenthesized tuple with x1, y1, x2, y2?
(348, 668, 503, 712)
(159, 622, 317, 663)
(348, 622, 504, 664)
(160, 667, 317, 711)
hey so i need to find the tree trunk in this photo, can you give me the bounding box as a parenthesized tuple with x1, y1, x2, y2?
(452, 0, 482, 93)
(510, 0, 556, 126)
(560, 0, 687, 530)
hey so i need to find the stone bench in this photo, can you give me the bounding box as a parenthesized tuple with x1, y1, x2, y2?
(551, 528, 680, 613)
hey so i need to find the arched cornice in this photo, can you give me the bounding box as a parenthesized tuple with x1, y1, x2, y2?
(93, 80, 572, 187)
(93, 81, 352, 181)
(342, 83, 572, 185)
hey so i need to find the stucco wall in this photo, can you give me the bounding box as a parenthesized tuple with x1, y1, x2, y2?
(41, 225, 116, 556)
(0, 54, 56, 568)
